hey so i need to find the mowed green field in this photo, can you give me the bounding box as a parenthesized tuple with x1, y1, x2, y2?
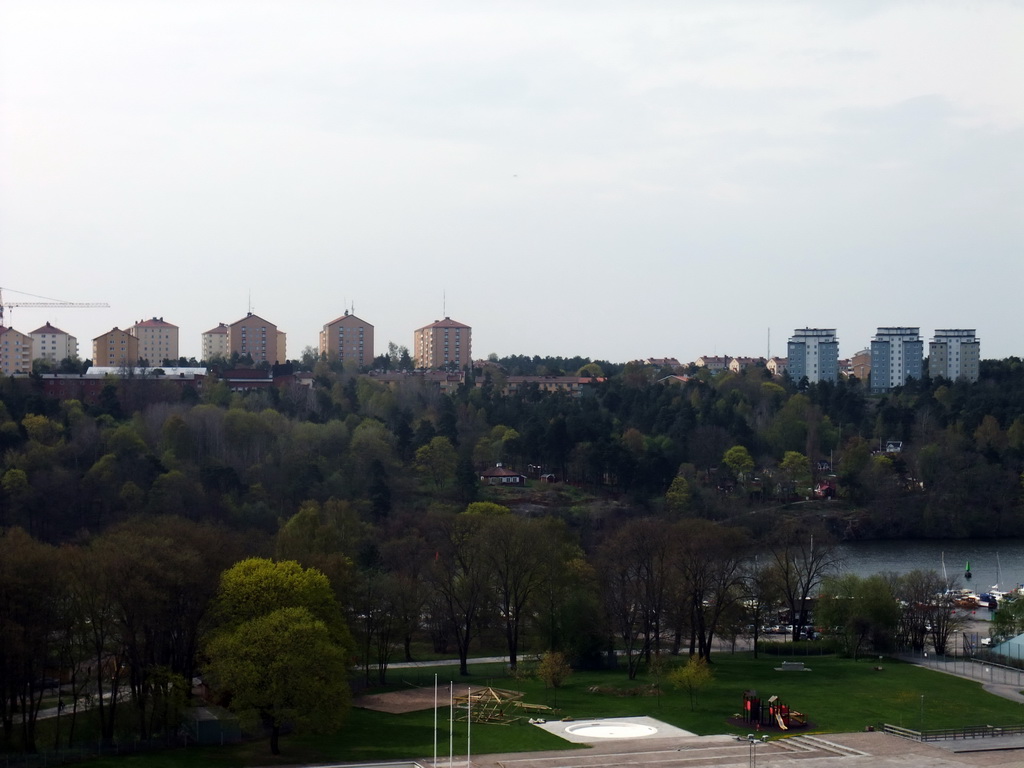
(74, 653, 1024, 767)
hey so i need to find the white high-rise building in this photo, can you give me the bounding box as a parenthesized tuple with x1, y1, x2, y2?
(870, 327, 923, 392)
(787, 328, 839, 383)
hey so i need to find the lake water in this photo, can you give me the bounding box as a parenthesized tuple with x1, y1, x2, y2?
(838, 539, 1024, 592)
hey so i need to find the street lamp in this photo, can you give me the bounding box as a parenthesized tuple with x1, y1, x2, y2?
(740, 733, 769, 768)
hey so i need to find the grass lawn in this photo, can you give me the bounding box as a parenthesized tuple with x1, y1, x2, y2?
(57, 652, 1024, 767)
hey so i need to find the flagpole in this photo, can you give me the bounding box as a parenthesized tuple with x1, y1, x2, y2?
(449, 681, 454, 768)
(467, 686, 472, 768)
(433, 674, 438, 768)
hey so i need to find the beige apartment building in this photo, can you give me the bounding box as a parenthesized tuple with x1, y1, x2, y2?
(766, 357, 789, 377)
(413, 317, 471, 370)
(92, 328, 139, 367)
(0, 326, 33, 374)
(30, 322, 78, 363)
(929, 329, 980, 383)
(202, 323, 229, 361)
(228, 313, 279, 364)
(320, 311, 374, 368)
(849, 349, 871, 381)
(694, 355, 729, 373)
(131, 317, 179, 364)
(277, 330, 287, 362)
(728, 356, 765, 373)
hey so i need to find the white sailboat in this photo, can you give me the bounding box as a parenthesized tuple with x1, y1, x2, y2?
(990, 553, 1006, 601)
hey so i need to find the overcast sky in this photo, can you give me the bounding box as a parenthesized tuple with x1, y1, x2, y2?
(2, 1, 1021, 364)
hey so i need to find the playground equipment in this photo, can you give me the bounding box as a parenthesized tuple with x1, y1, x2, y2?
(742, 690, 807, 730)
(453, 687, 553, 725)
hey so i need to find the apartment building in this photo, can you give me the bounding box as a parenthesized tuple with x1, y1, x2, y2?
(202, 323, 229, 361)
(320, 311, 374, 368)
(413, 317, 471, 370)
(228, 313, 279, 364)
(869, 327, 923, 392)
(92, 327, 139, 367)
(0, 326, 33, 375)
(787, 328, 839, 383)
(498, 375, 603, 398)
(849, 349, 871, 381)
(729, 356, 765, 373)
(694, 355, 729, 373)
(766, 357, 789, 377)
(131, 317, 179, 365)
(277, 330, 287, 363)
(645, 357, 682, 369)
(30, 322, 78, 363)
(929, 329, 981, 383)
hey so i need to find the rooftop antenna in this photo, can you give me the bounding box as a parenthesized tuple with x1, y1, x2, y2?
(247, 290, 253, 315)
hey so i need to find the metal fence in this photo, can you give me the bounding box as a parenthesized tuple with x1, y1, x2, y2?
(898, 648, 1024, 688)
(884, 723, 1024, 742)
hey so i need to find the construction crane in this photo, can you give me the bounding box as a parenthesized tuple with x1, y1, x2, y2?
(0, 287, 109, 327)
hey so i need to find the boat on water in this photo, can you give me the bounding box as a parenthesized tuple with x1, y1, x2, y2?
(952, 588, 982, 608)
(978, 592, 1000, 609)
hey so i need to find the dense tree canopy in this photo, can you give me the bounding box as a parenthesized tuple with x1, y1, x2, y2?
(3, 354, 1024, 754)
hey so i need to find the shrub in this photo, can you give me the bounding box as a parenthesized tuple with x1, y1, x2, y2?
(536, 650, 573, 688)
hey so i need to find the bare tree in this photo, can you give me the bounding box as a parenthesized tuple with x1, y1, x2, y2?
(769, 521, 841, 642)
(427, 513, 489, 676)
(742, 556, 782, 659)
(596, 519, 673, 679)
(481, 515, 560, 671)
(675, 520, 750, 662)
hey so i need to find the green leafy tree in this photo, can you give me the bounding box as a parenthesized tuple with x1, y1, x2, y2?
(205, 559, 355, 754)
(992, 598, 1024, 645)
(415, 436, 458, 488)
(664, 475, 692, 517)
(669, 655, 714, 711)
(206, 607, 350, 754)
(464, 501, 510, 516)
(817, 573, 899, 659)
(275, 500, 360, 602)
(722, 445, 754, 482)
(778, 451, 812, 499)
